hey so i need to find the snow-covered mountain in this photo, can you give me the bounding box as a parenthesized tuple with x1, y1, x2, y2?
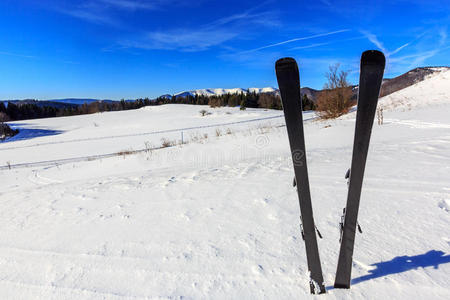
(167, 67, 449, 102)
(169, 86, 323, 101)
(378, 66, 450, 110)
(173, 87, 278, 98)
(380, 66, 449, 97)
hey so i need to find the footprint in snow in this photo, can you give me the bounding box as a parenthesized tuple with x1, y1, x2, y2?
(162, 176, 177, 187)
(252, 265, 265, 275)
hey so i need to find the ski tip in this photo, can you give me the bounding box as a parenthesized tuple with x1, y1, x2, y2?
(275, 57, 297, 70)
(361, 50, 386, 67)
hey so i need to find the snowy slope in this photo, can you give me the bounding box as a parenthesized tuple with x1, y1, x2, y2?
(0, 76, 449, 298)
(378, 68, 450, 111)
(1, 105, 286, 166)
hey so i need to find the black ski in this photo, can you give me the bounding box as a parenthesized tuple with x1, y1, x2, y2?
(334, 50, 385, 289)
(275, 57, 326, 294)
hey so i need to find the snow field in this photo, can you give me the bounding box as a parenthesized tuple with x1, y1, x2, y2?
(0, 72, 449, 299)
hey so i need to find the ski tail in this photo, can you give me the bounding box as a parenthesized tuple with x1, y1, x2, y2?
(276, 57, 326, 294)
(334, 50, 386, 289)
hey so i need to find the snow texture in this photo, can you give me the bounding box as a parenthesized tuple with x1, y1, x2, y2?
(0, 72, 449, 299)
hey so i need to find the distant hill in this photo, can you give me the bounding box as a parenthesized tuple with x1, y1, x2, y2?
(1, 98, 133, 109)
(2, 100, 78, 109)
(50, 98, 117, 105)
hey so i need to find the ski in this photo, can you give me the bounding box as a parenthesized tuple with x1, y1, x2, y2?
(334, 50, 386, 289)
(275, 57, 326, 294)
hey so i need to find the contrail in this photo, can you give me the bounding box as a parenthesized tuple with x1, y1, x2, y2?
(240, 29, 350, 53)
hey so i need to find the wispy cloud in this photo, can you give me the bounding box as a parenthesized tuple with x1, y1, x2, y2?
(319, 0, 332, 6)
(0, 51, 36, 59)
(99, 0, 158, 10)
(389, 42, 411, 56)
(389, 44, 450, 69)
(123, 29, 239, 52)
(389, 49, 439, 68)
(439, 28, 447, 46)
(378, 28, 449, 74)
(239, 29, 350, 54)
(360, 30, 387, 53)
(52, 0, 181, 26)
(120, 10, 279, 52)
(57, 7, 119, 26)
(289, 36, 366, 51)
(361, 30, 431, 59)
(289, 42, 332, 50)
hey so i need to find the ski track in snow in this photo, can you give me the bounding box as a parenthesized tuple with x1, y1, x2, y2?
(0, 88, 450, 299)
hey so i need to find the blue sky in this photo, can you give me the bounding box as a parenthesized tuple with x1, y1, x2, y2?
(0, 0, 449, 100)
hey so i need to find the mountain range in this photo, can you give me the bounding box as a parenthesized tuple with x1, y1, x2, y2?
(2, 66, 448, 107)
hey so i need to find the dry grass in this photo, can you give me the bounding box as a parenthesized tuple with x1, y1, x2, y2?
(161, 138, 176, 148)
(117, 150, 135, 157)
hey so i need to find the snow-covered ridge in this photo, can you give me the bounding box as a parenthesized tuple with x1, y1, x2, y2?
(379, 68, 450, 110)
(169, 67, 449, 100)
(174, 87, 278, 98)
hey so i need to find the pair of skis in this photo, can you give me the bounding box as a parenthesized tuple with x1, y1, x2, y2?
(275, 50, 385, 294)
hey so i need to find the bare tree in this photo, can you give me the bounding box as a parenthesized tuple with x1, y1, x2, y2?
(316, 64, 353, 119)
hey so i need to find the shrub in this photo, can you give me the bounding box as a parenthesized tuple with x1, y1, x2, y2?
(316, 64, 353, 119)
(161, 138, 175, 148)
(0, 123, 19, 140)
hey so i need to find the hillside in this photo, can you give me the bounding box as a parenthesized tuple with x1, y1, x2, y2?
(379, 67, 450, 110)
(380, 67, 450, 97)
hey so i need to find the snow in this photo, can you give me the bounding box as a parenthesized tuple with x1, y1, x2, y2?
(378, 68, 450, 111)
(0, 73, 449, 299)
(174, 87, 277, 98)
